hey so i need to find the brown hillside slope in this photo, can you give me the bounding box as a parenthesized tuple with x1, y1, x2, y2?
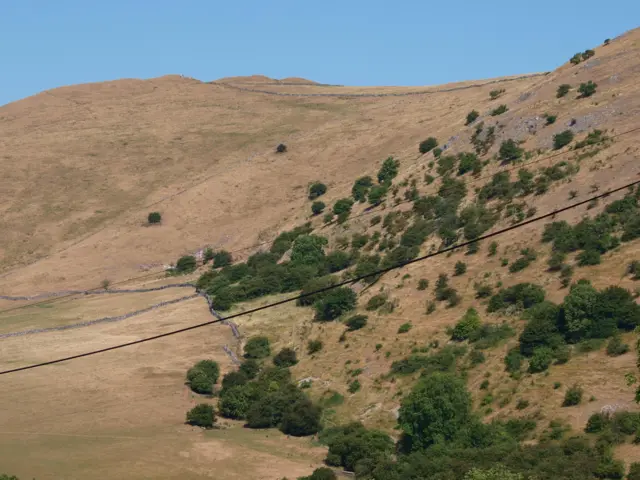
(1, 29, 638, 297)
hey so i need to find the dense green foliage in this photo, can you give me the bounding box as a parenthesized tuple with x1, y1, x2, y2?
(273, 347, 298, 367)
(498, 140, 524, 163)
(490, 104, 508, 116)
(298, 468, 337, 480)
(451, 308, 481, 341)
(244, 336, 271, 359)
(148, 211, 162, 224)
(419, 137, 439, 154)
(466, 110, 479, 125)
(556, 84, 571, 98)
(314, 287, 357, 321)
(186, 403, 215, 428)
(378, 157, 400, 185)
(345, 314, 368, 331)
(578, 80, 597, 98)
(553, 130, 575, 150)
(487, 283, 546, 313)
(175, 255, 197, 274)
(352, 176, 374, 202)
(186, 359, 220, 394)
(312, 201, 326, 215)
(309, 182, 327, 200)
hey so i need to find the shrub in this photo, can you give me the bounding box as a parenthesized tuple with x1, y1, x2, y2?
(186, 403, 215, 428)
(545, 114, 557, 125)
(454, 261, 467, 276)
(322, 422, 394, 472)
(557, 84, 571, 98)
(307, 339, 323, 354)
(451, 308, 482, 341)
(244, 336, 271, 359)
(487, 283, 546, 312)
(469, 349, 486, 366)
(345, 314, 368, 332)
(490, 104, 508, 116)
(577, 249, 601, 266)
(348, 379, 361, 393)
(419, 137, 438, 154)
(148, 211, 162, 224)
(280, 397, 322, 436)
(582, 49, 595, 60)
(351, 233, 369, 249)
(309, 182, 327, 200)
(298, 275, 338, 306)
(367, 185, 388, 205)
(488, 241, 498, 256)
(563, 384, 584, 406)
(239, 359, 260, 380)
(585, 412, 610, 433)
(458, 152, 482, 176)
(325, 251, 352, 273)
(398, 323, 412, 334)
(311, 201, 325, 215)
(489, 89, 505, 100)
(273, 347, 298, 367)
(299, 468, 337, 480)
(504, 347, 523, 374)
(398, 373, 473, 452)
(314, 287, 357, 321)
(578, 81, 597, 98)
(221, 370, 249, 390)
(417, 278, 429, 290)
(466, 110, 479, 125)
(553, 130, 575, 150)
(213, 250, 232, 268)
(175, 255, 197, 274)
(276, 143, 287, 153)
(570, 53, 583, 65)
(548, 251, 567, 272)
(433, 147, 443, 158)
(528, 347, 554, 373)
(186, 359, 220, 394)
(629, 463, 640, 480)
(352, 176, 373, 202)
(606, 336, 629, 356)
(333, 198, 354, 216)
(499, 139, 524, 163)
(366, 294, 387, 311)
(377, 157, 400, 184)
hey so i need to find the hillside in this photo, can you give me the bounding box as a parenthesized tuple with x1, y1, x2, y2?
(1, 28, 640, 480)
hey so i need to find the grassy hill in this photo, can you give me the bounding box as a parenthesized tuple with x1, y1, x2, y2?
(1, 28, 640, 480)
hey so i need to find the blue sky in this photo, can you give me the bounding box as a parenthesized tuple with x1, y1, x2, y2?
(1, 0, 638, 105)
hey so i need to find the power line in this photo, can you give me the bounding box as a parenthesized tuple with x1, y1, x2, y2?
(3, 126, 636, 316)
(2, 177, 637, 376)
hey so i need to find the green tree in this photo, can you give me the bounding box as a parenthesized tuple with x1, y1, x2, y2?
(218, 384, 258, 419)
(239, 359, 260, 379)
(186, 359, 220, 394)
(309, 182, 327, 200)
(186, 403, 215, 428)
(519, 302, 562, 356)
(273, 347, 298, 367)
(553, 130, 575, 150)
(454, 261, 467, 276)
(325, 250, 352, 273)
(561, 281, 600, 342)
(314, 287, 357, 321)
(528, 346, 554, 373)
(451, 308, 482, 341)
(291, 235, 328, 266)
(499, 139, 524, 163)
(490, 104, 508, 116)
(556, 84, 571, 98)
(397, 372, 473, 452)
(323, 422, 394, 472)
(352, 176, 374, 202)
(345, 314, 368, 331)
(368, 185, 388, 205)
(311, 201, 326, 215)
(307, 339, 323, 354)
(148, 211, 162, 224)
(570, 53, 583, 65)
(244, 336, 271, 359)
(213, 250, 232, 268)
(463, 465, 524, 480)
(280, 397, 322, 436)
(466, 110, 479, 125)
(578, 81, 597, 98)
(333, 198, 354, 223)
(377, 157, 400, 184)
(175, 255, 197, 274)
(562, 384, 583, 406)
(628, 463, 640, 480)
(298, 467, 337, 480)
(221, 370, 249, 390)
(419, 137, 439, 154)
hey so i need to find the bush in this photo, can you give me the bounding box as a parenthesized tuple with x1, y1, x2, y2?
(398, 323, 412, 334)
(280, 397, 322, 437)
(367, 185, 388, 205)
(398, 373, 473, 452)
(454, 261, 467, 276)
(273, 347, 298, 367)
(578, 81, 597, 98)
(345, 314, 368, 331)
(186, 359, 220, 394)
(221, 370, 249, 390)
(563, 384, 584, 407)
(545, 114, 557, 125)
(352, 176, 374, 202)
(348, 379, 361, 393)
(299, 468, 337, 480)
(244, 336, 271, 359)
(488, 241, 498, 256)
(322, 422, 394, 472)
(504, 347, 523, 374)
(212, 250, 232, 268)
(351, 233, 369, 249)
(606, 336, 629, 356)
(577, 249, 601, 266)
(148, 211, 162, 224)
(333, 198, 354, 216)
(307, 339, 323, 354)
(175, 255, 197, 274)
(451, 308, 482, 341)
(570, 53, 583, 65)
(276, 143, 287, 153)
(239, 359, 260, 380)
(186, 403, 215, 428)
(311, 201, 326, 215)
(553, 130, 575, 150)
(417, 278, 429, 290)
(466, 110, 479, 125)
(548, 251, 567, 272)
(499, 139, 524, 163)
(325, 251, 352, 273)
(419, 137, 438, 154)
(487, 283, 546, 312)
(377, 157, 400, 185)
(298, 275, 338, 306)
(314, 287, 357, 321)
(585, 412, 610, 433)
(433, 147, 443, 158)
(557, 84, 571, 98)
(528, 347, 554, 373)
(489, 89, 505, 100)
(629, 463, 640, 480)
(366, 294, 388, 311)
(490, 104, 508, 116)
(469, 349, 486, 366)
(309, 182, 327, 200)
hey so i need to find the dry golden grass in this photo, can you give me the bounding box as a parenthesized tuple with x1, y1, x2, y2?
(1, 27, 640, 479)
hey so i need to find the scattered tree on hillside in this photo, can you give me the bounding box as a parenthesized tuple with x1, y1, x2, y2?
(498, 139, 524, 163)
(489, 89, 505, 100)
(147, 211, 162, 224)
(273, 347, 298, 367)
(377, 157, 400, 184)
(308, 182, 327, 200)
(578, 81, 597, 98)
(276, 143, 287, 153)
(175, 255, 197, 274)
(556, 84, 571, 98)
(244, 336, 271, 359)
(311, 200, 325, 215)
(213, 250, 232, 268)
(352, 176, 374, 202)
(466, 110, 479, 125)
(186, 359, 220, 394)
(490, 104, 508, 116)
(186, 403, 216, 428)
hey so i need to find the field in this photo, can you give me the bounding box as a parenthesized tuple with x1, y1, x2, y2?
(1, 28, 640, 480)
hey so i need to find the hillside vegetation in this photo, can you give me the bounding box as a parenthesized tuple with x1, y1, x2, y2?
(1, 28, 640, 480)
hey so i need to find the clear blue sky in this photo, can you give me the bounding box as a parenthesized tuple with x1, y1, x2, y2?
(1, 0, 638, 105)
